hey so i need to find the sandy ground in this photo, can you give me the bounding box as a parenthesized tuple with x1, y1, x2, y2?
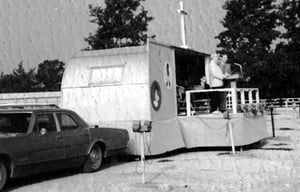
(5, 108, 300, 192)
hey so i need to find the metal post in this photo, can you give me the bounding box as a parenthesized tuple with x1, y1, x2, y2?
(186, 91, 191, 116)
(270, 106, 275, 137)
(224, 111, 235, 155)
(140, 132, 145, 184)
(228, 119, 235, 155)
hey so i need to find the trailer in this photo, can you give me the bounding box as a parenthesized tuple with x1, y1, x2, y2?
(60, 41, 268, 155)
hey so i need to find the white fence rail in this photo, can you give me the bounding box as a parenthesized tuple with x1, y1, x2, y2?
(0, 92, 61, 106)
(261, 98, 300, 108)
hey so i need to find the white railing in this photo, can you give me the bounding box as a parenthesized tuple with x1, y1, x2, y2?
(0, 92, 62, 106)
(236, 88, 260, 105)
(185, 88, 260, 116)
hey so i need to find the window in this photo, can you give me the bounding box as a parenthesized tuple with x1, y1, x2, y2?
(89, 65, 125, 85)
(0, 113, 31, 133)
(57, 113, 79, 131)
(35, 114, 57, 132)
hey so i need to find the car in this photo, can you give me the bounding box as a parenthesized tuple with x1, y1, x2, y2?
(0, 104, 129, 190)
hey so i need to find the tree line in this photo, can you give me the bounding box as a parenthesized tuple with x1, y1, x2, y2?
(0, 60, 64, 92)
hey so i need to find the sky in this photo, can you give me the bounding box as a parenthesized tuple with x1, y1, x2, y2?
(0, 0, 226, 74)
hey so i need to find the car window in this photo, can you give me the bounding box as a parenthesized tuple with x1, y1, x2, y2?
(0, 113, 31, 133)
(35, 114, 57, 132)
(56, 113, 79, 131)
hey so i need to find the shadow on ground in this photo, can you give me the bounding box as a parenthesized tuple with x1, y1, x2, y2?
(4, 156, 128, 191)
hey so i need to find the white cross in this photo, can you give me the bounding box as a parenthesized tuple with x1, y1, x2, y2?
(177, 1, 188, 49)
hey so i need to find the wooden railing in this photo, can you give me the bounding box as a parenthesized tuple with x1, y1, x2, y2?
(185, 88, 260, 116)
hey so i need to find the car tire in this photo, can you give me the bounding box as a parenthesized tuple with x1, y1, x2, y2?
(0, 160, 8, 191)
(83, 144, 103, 173)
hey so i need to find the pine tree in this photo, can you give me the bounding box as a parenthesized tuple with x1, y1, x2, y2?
(36, 60, 65, 91)
(0, 62, 37, 93)
(85, 0, 154, 50)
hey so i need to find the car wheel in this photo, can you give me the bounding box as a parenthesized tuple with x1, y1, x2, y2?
(0, 160, 8, 191)
(83, 145, 103, 173)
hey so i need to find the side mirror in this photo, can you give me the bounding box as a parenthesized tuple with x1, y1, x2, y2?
(39, 128, 47, 135)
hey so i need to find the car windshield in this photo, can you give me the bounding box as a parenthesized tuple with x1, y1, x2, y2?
(0, 113, 31, 133)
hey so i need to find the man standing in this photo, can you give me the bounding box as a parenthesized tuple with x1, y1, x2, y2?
(220, 54, 231, 77)
(209, 53, 228, 112)
(209, 53, 225, 88)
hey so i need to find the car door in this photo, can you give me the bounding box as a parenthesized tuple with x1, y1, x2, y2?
(0, 112, 33, 165)
(10, 112, 68, 176)
(25, 113, 66, 164)
(55, 112, 90, 164)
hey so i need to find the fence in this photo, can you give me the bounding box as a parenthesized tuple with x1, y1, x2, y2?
(0, 91, 62, 106)
(261, 98, 300, 108)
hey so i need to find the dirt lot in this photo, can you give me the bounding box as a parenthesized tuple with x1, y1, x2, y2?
(5, 108, 300, 192)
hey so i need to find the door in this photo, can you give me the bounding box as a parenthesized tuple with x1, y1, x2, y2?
(12, 113, 67, 175)
(25, 113, 66, 164)
(56, 113, 90, 162)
